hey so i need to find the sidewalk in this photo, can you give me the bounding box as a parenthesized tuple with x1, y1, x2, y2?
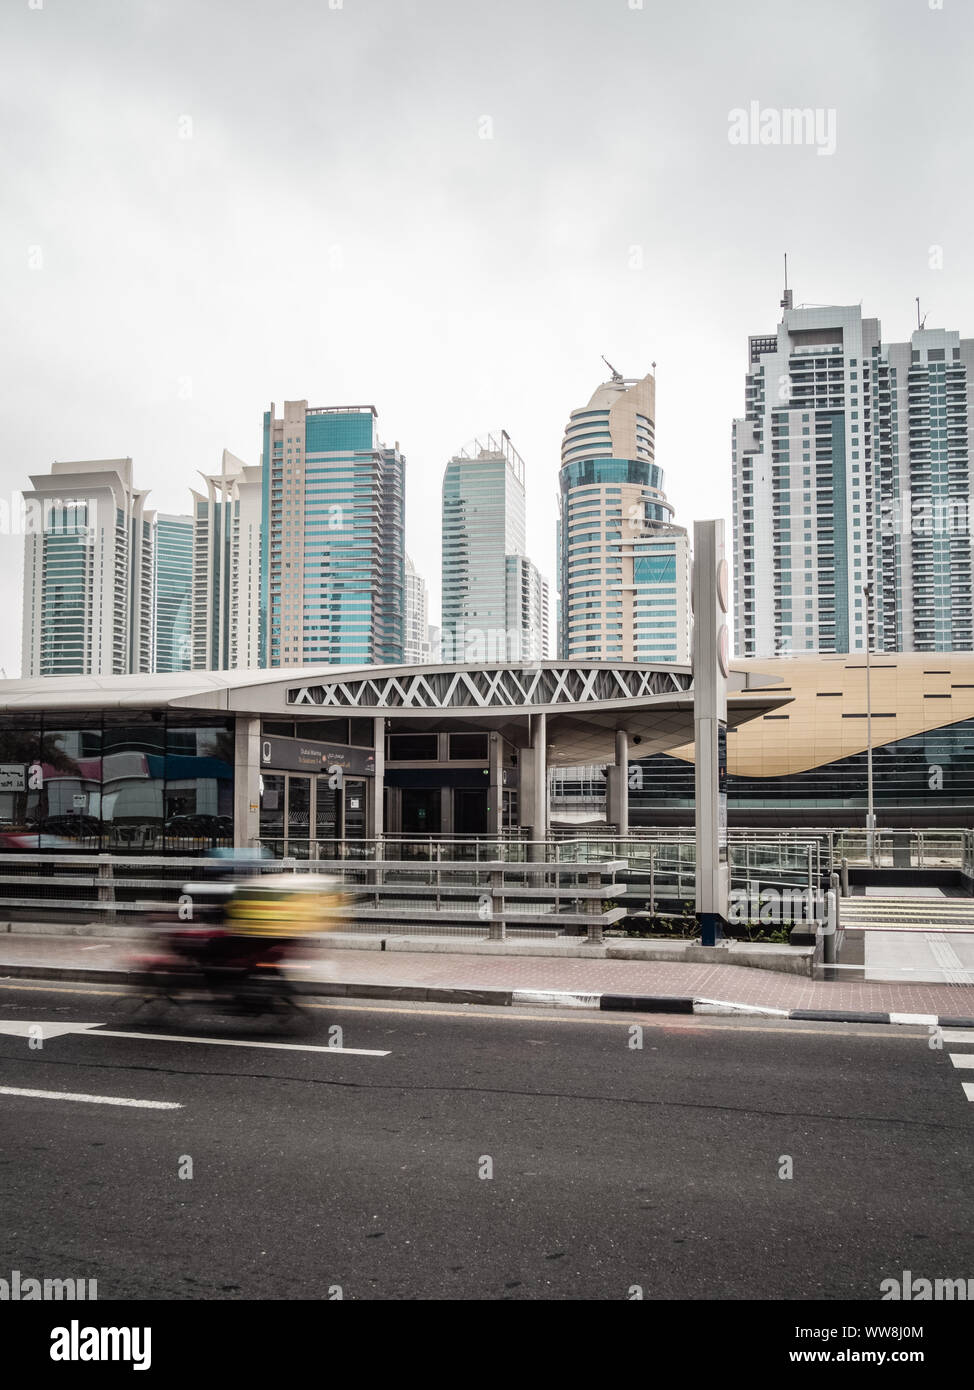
(2, 931, 974, 1026)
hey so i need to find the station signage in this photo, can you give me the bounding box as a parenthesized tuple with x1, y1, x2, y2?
(0, 765, 25, 792)
(259, 735, 374, 778)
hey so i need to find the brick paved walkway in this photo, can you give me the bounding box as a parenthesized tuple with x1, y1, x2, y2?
(2, 933, 972, 1017)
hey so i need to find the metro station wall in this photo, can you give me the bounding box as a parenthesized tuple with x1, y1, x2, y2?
(627, 717, 974, 827)
(0, 712, 235, 852)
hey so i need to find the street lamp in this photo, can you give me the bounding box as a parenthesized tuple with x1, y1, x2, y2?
(863, 582, 875, 866)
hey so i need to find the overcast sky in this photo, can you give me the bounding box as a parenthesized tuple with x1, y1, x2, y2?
(2, 0, 972, 674)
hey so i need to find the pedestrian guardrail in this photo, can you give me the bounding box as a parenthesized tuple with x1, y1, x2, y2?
(0, 853, 627, 943)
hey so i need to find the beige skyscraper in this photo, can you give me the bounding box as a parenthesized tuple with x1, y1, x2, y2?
(558, 369, 690, 663)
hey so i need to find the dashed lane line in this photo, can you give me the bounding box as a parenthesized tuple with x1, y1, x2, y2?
(0, 1085, 181, 1110)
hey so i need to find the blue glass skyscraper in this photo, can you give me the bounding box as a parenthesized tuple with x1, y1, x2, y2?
(154, 514, 193, 672)
(260, 401, 405, 668)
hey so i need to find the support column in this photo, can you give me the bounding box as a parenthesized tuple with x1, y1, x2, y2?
(529, 711, 547, 860)
(372, 716, 385, 848)
(610, 729, 629, 837)
(234, 716, 262, 849)
(489, 731, 504, 838)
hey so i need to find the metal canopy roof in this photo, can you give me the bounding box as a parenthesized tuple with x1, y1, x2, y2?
(0, 662, 789, 767)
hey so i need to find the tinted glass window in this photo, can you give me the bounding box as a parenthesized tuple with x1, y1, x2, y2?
(389, 733, 439, 760)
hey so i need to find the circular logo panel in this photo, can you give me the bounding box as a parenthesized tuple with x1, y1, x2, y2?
(718, 624, 729, 678)
(716, 559, 729, 613)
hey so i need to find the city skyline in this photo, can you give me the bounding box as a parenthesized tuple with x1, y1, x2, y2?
(3, 0, 972, 677)
(18, 307, 974, 675)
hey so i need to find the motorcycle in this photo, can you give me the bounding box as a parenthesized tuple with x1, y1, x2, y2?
(124, 872, 347, 1030)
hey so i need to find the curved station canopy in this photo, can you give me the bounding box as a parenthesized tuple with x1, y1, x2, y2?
(0, 661, 790, 767)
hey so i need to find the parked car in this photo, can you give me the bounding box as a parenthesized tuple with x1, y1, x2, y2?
(164, 814, 234, 840)
(38, 815, 102, 839)
(0, 831, 81, 851)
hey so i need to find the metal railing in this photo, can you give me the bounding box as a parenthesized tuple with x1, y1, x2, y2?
(258, 835, 532, 863)
(4, 825, 973, 938)
(557, 826, 974, 878)
(0, 852, 627, 942)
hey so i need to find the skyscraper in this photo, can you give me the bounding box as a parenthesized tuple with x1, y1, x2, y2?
(558, 369, 690, 663)
(260, 401, 405, 668)
(441, 432, 548, 662)
(404, 554, 432, 664)
(190, 450, 262, 670)
(505, 553, 549, 661)
(22, 459, 155, 676)
(732, 291, 974, 657)
(154, 514, 193, 672)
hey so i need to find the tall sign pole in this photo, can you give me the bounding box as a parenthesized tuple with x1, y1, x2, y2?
(693, 519, 730, 946)
(863, 582, 876, 866)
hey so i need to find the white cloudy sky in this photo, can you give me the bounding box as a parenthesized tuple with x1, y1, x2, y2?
(2, 0, 972, 673)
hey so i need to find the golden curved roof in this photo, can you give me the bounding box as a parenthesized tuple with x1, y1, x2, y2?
(672, 652, 974, 777)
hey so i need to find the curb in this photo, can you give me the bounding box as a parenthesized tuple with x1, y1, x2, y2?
(2, 961, 973, 1028)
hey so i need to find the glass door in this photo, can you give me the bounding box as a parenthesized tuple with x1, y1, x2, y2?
(314, 777, 339, 859)
(260, 773, 285, 856)
(343, 779, 367, 846)
(286, 776, 311, 858)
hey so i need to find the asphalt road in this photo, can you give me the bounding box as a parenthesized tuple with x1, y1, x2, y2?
(0, 979, 971, 1301)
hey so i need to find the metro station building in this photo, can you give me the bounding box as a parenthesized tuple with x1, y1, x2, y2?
(1, 654, 971, 852)
(0, 662, 783, 853)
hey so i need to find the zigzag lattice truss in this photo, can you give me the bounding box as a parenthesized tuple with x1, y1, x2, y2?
(287, 665, 692, 710)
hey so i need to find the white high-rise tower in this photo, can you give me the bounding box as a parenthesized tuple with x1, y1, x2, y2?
(732, 285, 974, 657)
(22, 459, 155, 677)
(441, 432, 548, 662)
(190, 450, 262, 670)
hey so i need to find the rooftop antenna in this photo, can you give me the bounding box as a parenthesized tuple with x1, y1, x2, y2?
(916, 297, 927, 331)
(780, 253, 793, 310)
(601, 355, 624, 383)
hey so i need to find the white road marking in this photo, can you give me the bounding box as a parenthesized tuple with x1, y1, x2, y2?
(942, 1029, 974, 1044)
(91, 1029, 389, 1056)
(0, 1085, 181, 1110)
(963, 1083, 974, 1102)
(0, 1021, 103, 1039)
(889, 1012, 940, 1026)
(0, 1019, 389, 1057)
(948, 1053, 974, 1069)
